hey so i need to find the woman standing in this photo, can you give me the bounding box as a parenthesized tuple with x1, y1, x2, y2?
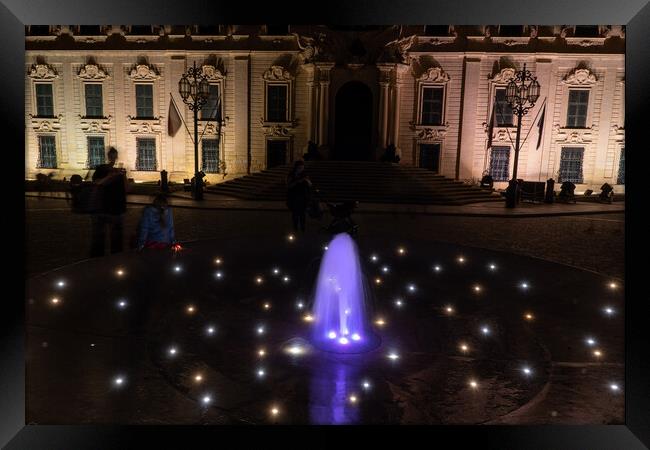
(286, 160, 312, 233)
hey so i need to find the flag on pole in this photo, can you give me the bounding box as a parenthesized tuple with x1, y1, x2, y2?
(168, 94, 182, 137)
(536, 102, 546, 150)
(486, 103, 496, 149)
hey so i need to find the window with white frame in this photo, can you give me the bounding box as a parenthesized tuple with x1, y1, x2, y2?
(135, 138, 157, 171)
(84, 83, 103, 118)
(202, 139, 220, 173)
(494, 88, 514, 126)
(617, 147, 625, 185)
(266, 84, 289, 122)
(201, 84, 222, 121)
(87, 136, 105, 169)
(35, 83, 54, 117)
(566, 90, 589, 128)
(489, 146, 510, 181)
(37, 135, 57, 168)
(135, 84, 154, 118)
(559, 147, 584, 183)
(420, 86, 444, 126)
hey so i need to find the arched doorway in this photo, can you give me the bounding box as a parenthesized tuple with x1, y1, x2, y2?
(334, 81, 373, 160)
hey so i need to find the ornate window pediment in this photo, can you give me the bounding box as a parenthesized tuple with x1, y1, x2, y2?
(263, 65, 294, 81)
(28, 113, 63, 131)
(126, 116, 162, 133)
(201, 65, 225, 81)
(78, 64, 109, 80)
(413, 126, 448, 141)
(79, 115, 112, 133)
(555, 123, 596, 143)
(260, 118, 298, 135)
(418, 66, 450, 83)
(129, 64, 160, 81)
(490, 67, 516, 84)
(563, 68, 597, 85)
(28, 63, 59, 80)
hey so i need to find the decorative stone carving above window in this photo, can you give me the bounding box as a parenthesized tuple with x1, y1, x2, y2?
(562, 68, 597, 85)
(555, 123, 596, 143)
(263, 65, 294, 81)
(611, 124, 625, 142)
(411, 123, 449, 141)
(418, 67, 450, 83)
(28, 63, 59, 80)
(262, 125, 292, 136)
(490, 67, 516, 84)
(28, 113, 63, 131)
(126, 116, 162, 133)
(260, 118, 298, 136)
(492, 129, 511, 142)
(202, 119, 229, 135)
(129, 64, 160, 81)
(78, 63, 109, 80)
(79, 115, 112, 133)
(201, 65, 225, 81)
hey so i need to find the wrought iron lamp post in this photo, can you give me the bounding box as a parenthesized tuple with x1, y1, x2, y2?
(179, 61, 211, 200)
(505, 63, 541, 182)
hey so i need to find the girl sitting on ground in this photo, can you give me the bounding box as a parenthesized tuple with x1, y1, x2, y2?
(137, 194, 178, 250)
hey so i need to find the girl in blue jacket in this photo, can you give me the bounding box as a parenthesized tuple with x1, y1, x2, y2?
(137, 194, 177, 250)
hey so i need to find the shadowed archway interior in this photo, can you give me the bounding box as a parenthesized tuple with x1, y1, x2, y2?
(334, 81, 373, 161)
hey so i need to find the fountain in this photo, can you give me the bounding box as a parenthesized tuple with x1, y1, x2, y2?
(311, 233, 379, 353)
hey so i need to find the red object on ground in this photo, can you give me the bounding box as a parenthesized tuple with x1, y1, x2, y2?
(144, 241, 170, 250)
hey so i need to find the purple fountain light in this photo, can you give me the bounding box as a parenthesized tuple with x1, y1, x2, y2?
(311, 233, 378, 353)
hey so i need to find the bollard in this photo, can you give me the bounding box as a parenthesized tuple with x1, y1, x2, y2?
(545, 178, 555, 203)
(160, 170, 169, 193)
(505, 180, 517, 208)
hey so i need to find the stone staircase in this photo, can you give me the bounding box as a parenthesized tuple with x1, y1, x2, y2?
(206, 161, 502, 205)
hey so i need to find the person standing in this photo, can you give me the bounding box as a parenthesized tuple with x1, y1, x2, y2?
(286, 160, 312, 233)
(90, 147, 127, 257)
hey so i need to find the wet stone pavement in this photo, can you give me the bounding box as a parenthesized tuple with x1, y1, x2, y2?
(26, 231, 624, 425)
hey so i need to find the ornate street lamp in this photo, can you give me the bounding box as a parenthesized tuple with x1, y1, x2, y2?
(505, 63, 541, 182)
(179, 61, 211, 200)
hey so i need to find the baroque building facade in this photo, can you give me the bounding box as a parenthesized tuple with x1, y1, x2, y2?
(25, 25, 625, 191)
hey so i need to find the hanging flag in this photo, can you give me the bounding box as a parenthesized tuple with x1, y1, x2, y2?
(486, 103, 496, 149)
(168, 94, 182, 137)
(536, 102, 546, 150)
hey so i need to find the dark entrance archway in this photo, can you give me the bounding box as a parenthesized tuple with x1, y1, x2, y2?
(334, 81, 373, 160)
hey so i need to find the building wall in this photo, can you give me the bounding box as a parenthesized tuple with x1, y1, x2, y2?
(25, 48, 625, 192)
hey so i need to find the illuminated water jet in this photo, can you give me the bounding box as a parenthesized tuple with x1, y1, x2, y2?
(311, 233, 379, 353)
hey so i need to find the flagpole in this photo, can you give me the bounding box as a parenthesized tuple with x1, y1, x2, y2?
(538, 101, 548, 182)
(169, 92, 194, 144)
(519, 97, 547, 148)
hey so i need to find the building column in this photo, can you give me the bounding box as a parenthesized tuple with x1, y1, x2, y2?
(593, 63, 617, 186)
(303, 64, 316, 143)
(377, 64, 392, 150)
(528, 58, 552, 181)
(316, 63, 334, 147)
(234, 54, 250, 174)
(391, 64, 409, 156)
(457, 57, 481, 180)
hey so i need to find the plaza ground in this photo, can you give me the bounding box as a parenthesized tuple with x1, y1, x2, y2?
(26, 195, 624, 279)
(25, 195, 624, 424)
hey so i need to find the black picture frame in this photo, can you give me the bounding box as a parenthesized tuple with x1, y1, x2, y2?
(2, 0, 648, 447)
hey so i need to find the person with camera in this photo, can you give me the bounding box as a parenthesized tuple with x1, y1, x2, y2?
(90, 147, 127, 257)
